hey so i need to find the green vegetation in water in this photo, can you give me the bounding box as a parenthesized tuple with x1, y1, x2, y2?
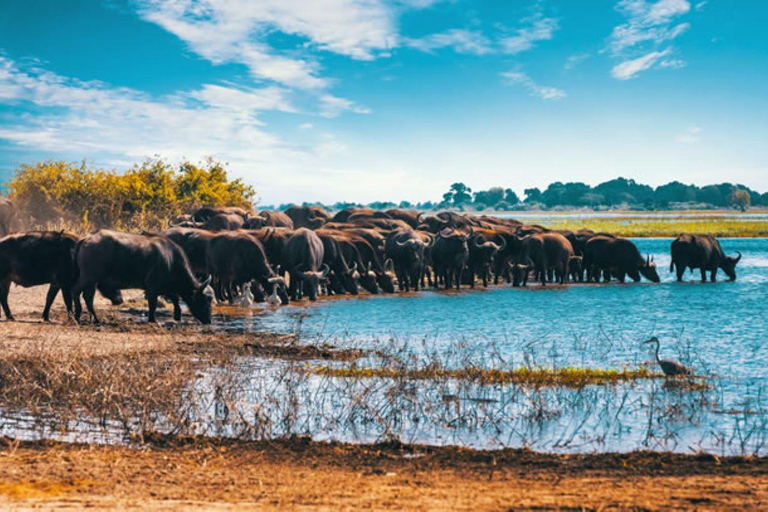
(308, 365, 664, 388)
(541, 217, 768, 238)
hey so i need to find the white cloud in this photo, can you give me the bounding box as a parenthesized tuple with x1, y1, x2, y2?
(0, 55, 302, 168)
(319, 94, 372, 118)
(501, 71, 566, 100)
(403, 29, 493, 55)
(564, 53, 590, 71)
(299, 122, 314, 130)
(676, 126, 702, 144)
(611, 49, 671, 79)
(607, 0, 691, 79)
(500, 15, 559, 55)
(189, 84, 296, 116)
(137, 0, 396, 89)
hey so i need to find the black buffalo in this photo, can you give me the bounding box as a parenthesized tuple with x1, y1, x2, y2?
(0, 231, 78, 321)
(512, 232, 575, 286)
(206, 231, 287, 304)
(431, 228, 471, 289)
(284, 206, 329, 230)
(467, 230, 507, 288)
(192, 206, 250, 222)
(283, 228, 328, 301)
(244, 211, 294, 229)
(163, 227, 217, 276)
(385, 229, 431, 292)
(583, 235, 660, 284)
(670, 234, 741, 282)
(72, 230, 213, 324)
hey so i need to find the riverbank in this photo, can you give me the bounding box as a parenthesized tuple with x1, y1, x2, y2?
(1, 437, 766, 510)
(484, 210, 768, 237)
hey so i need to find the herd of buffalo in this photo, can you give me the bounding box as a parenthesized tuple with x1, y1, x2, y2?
(0, 203, 744, 325)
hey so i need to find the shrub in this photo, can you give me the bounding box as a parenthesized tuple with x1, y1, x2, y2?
(7, 158, 255, 233)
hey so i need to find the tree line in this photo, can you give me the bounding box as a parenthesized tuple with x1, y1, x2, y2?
(272, 177, 764, 212)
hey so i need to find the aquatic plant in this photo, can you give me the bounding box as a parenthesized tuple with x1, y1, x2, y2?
(306, 364, 662, 388)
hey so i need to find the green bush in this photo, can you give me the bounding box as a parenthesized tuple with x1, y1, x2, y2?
(7, 158, 255, 233)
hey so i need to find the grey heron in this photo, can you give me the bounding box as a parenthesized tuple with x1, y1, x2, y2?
(644, 337, 692, 377)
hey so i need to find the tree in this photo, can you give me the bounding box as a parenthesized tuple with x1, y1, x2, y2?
(504, 188, 520, 205)
(523, 187, 542, 203)
(473, 187, 504, 206)
(728, 189, 751, 211)
(442, 182, 472, 207)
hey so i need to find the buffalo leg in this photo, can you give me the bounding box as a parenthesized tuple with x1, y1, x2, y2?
(82, 285, 99, 324)
(42, 283, 61, 322)
(711, 268, 717, 282)
(676, 265, 686, 282)
(700, 268, 707, 282)
(171, 297, 182, 321)
(0, 276, 13, 320)
(146, 293, 159, 323)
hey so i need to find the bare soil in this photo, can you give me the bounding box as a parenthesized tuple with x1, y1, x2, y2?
(0, 437, 766, 510)
(1, 286, 767, 510)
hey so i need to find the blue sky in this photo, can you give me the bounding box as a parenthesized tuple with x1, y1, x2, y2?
(1, 0, 766, 203)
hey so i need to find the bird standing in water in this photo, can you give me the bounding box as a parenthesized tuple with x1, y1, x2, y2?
(644, 337, 692, 376)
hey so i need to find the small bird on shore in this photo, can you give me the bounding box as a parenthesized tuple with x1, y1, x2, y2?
(644, 337, 692, 377)
(232, 282, 254, 307)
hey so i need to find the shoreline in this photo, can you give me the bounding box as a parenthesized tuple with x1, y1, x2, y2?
(1, 436, 766, 510)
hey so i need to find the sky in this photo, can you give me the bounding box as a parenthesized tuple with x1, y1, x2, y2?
(0, 0, 767, 204)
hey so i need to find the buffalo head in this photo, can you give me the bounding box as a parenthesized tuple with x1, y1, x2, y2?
(639, 254, 661, 283)
(377, 259, 396, 293)
(183, 275, 214, 324)
(299, 264, 330, 301)
(721, 251, 742, 281)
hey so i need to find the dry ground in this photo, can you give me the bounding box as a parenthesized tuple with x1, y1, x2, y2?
(1, 285, 767, 510)
(0, 438, 766, 510)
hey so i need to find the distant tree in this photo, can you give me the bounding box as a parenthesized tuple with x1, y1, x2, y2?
(494, 200, 512, 211)
(728, 189, 751, 211)
(368, 201, 396, 210)
(524, 187, 542, 203)
(473, 187, 504, 206)
(594, 177, 653, 206)
(442, 182, 472, 207)
(654, 181, 698, 206)
(398, 200, 413, 209)
(504, 188, 520, 204)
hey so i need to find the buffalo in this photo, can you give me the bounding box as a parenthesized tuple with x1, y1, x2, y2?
(206, 231, 287, 304)
(512, 233, 575, 286)
(670, 234, 741, 282)
(72, 230, 214, 324)
(284, 206, 329, 230)
(467, 231, 507, 288)
(192, 206, 250, 222)
(583, 235, 660, 283)
(385, 229, 431, 292)
(244, 210, 294, 229)
(0, 231, 79, 321)
(431, 228, 471, 289)
(284, 228, 329, 301)
(316, 230, 359, 295)
(163, 227, 217, 276)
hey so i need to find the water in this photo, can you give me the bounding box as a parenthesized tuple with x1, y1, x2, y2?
(3, 238, 768, 455)
(205, 238, 768, 455)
